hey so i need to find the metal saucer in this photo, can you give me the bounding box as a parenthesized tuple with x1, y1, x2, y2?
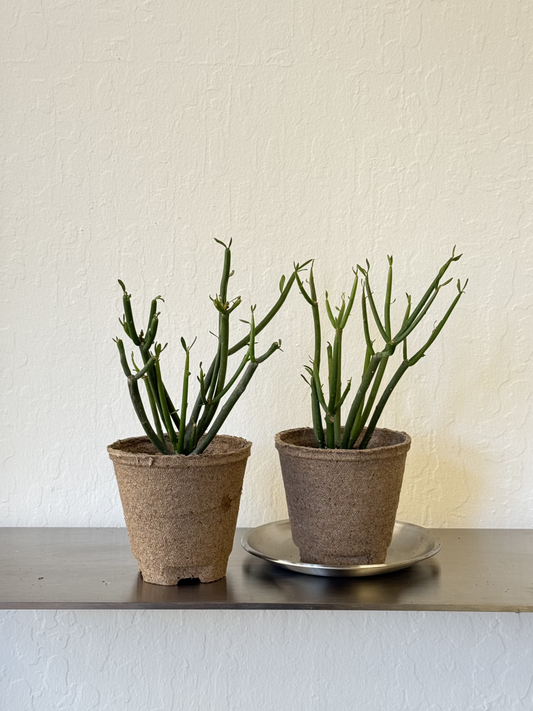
(241, 520, 441, 577)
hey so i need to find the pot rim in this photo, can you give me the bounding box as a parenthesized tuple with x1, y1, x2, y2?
(108, 433, 252, 468)
(275, 426, 411, 461)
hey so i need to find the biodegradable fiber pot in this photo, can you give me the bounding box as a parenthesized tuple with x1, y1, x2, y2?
(108, 434, 251, 585)
(275, 427, 411, 565)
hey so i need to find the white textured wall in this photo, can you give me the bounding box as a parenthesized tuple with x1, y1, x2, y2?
(2, 611, 533, 710)
(1, 0, 532, 709)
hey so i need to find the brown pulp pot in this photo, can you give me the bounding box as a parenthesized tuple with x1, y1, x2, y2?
(275, 427, 411, 565)
(108, 434, 251, 586)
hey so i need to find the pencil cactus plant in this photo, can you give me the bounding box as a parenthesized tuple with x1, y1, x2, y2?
(115, 239, 309, 455)
(297, 248, 467, 450)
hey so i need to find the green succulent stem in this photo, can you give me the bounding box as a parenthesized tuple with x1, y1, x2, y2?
(127, 378, 167, 454)
(394, 248, 461, 342)
(349, 354, 389, 447)
(192, 361, 258, 455)
(384, 256, 393, 338)
(341, 353, 383, 449)
(358, 360, 409, 449)
(298, 249, 465, 450)
(131, 356, 156, 381)
(361, 291, 375, 355)
(359, 281, 465, 451)
(177, 345, 190, 454)
(340, 271, 358, 329)
(227, 261, 310, 356)
(310, 378, 325, 447)
(359, 264, 390, 344)
(210, 351, 249, 405)
(116, 240, 298, 454)
(191, 338, 281, 456)
(115, 339, 131, 377)
(122, 294, 141, 346)
(155, 358, 179, 453)
(143, 377, 165, 445)
(253, 340, 281, 364)
(142, 313, 159, 352)
(329, 329, 343, 446)
(186, 260, 309, 448)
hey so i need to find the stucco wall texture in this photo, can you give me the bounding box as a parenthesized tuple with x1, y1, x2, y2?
(2, 0, 532, 708)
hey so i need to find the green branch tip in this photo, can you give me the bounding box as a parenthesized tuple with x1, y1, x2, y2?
(181, 336, 197, 352)
(295, 271, 314, 306)
(214, 237, 232, 249)
(227, 297, 242, 314)
(450, 245, 462, 261)
(294, 259, 313, 272)
(130, 352, 140, 372)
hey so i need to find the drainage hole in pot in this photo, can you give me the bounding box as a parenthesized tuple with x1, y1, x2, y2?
(177, 577, 201, 586)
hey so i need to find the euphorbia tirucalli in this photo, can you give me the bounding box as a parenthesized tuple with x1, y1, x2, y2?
(297, 248, 467, 449)
(114, 238, 310, 455)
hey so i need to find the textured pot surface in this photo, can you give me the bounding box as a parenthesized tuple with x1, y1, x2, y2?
(108, 434, 251, 585)
(276, 427, 411, 565)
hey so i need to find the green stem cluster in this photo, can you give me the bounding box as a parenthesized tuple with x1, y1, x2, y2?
(298, 249, 467, 450)
(115, 240, 310, 455)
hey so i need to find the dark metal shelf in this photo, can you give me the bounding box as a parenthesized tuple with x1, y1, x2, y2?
(1, 527, 531, 611)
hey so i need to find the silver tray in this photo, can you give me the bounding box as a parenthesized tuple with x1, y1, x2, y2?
(241, 520, 441, 577)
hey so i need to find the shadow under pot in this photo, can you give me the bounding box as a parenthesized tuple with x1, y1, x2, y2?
(275, 427, 411, 565)
(108, 434, 251, 585)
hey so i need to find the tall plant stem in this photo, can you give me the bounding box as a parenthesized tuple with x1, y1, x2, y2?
(330, 329, 343, 446)
(155, 359, 179, 453)
(384, 256, 393, 338)
(213, 244, 232, 398)
(139, 348, 180, 430)
(143, 378, 165, 445)
(360, 279, 467, 449)
(177, 347, 190, 453)
(359, 360, 409, 449)
(393, 249, 461, 342)
(311, 379, 325, 447)
(192, 362, 258, 455)
(186, 265, 305, 444)
(340, 353, 383, 449)
(350, 354, 389, 447)
(127, 378, 167, 453)
(214, 313, 229, 399)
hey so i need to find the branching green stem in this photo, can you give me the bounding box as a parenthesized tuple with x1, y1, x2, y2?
(115, 241, 299, 454)
(298, 249, 466, 450)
